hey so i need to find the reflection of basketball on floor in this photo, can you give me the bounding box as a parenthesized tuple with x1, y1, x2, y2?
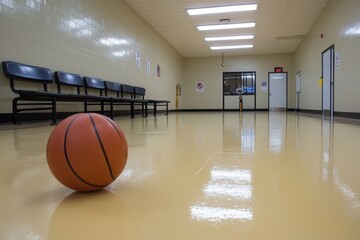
(46, 113, 128, 192)
(48, 190, 124, 239)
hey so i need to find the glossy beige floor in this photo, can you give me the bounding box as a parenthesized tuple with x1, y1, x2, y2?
(1, 112, 360, 240)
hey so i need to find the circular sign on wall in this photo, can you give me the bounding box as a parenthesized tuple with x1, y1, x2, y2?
(196, 82, 204, 92)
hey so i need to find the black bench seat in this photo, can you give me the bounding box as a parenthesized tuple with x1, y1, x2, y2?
(133, 87, 170, 116)
(2, 61, 112, 124)
(105, 81, 135, 118)
(2, 61, 168, 123)
(3, 61, 60, 124)
(120, 84, 148, 118)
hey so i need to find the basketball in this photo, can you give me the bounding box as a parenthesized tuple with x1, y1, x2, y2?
(46, 113, 128, 192)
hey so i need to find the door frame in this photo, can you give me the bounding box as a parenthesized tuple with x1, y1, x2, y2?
(321, 45, 335, 117)
(268, 72, 288, 111)
(222, 71, 256, 111)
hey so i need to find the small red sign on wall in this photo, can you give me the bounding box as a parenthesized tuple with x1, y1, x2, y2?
(274, 67, 283, 73)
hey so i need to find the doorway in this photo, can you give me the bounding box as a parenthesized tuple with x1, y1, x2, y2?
(223, 72, 256, 110)
(268, 72, 287, 111)
(322, 45, 335, 117)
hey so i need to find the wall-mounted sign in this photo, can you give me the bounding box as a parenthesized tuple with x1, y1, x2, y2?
(274, 67, 283, 73)
(146, 56, 151, 74)
(335, 53, 340, 69)
(136, 50, 141, 70)
(261, 81, 268, 91)
(157, 64, 161, 77)
(195, 81, 204, 92)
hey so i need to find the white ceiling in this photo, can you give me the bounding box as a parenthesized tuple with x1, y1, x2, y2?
(124, 0, 328, 58)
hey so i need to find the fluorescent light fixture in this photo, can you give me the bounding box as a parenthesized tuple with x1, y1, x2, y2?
(187, 4, 258, 15)
(197, 22, 255, 31)
(205, 35, 254, 41)
(210, 45, 254, 50)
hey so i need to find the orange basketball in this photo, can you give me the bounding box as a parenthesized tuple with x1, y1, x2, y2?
(46, 113, 128, 192)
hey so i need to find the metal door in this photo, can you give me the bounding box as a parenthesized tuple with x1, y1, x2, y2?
(269, 72, 287, 111)
(322, 46, 334, 117)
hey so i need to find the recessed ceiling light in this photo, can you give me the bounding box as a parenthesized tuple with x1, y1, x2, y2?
(187, 4, 258, 16)
(198, 22, 256, 31)
(210, 45, 254, 50)
(205, 35, 254, 41)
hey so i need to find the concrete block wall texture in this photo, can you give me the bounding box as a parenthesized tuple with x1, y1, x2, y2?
(1, 0, 360, 114)
(0, 0, 182, 113)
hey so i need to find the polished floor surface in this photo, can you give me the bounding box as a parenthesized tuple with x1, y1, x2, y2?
(0, 112, 360, 240)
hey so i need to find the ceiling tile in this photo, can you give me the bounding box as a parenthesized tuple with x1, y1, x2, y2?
(124, 0, 328, 57)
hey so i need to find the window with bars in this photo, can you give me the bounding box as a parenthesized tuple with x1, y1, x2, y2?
(223, 72, 256, 95)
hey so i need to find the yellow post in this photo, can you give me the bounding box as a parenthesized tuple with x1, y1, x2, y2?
(176, 84, 181, 110)
(239, 95, 243, 112)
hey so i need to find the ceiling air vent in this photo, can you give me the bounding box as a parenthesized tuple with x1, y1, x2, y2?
(219, 18, 230, 23)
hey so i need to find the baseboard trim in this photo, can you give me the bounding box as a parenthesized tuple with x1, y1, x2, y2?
(297, 109, 322, 115)
(2, 109, 360, 123)
(0, 110, 133, 123)
(334, 111, 360, 119)
(174, 108, 269, 112)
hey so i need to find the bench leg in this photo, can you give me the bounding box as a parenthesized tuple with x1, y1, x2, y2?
(110, 101, 114, 119)
(142, 102, 148, 117)
(101, 101, 104, 115)
(145, 103, 148, 117)
(153, 102, 157, 116)
(51, 98, 57, 125)
(12, 98, 19, 125)
(130, 102, 135, 118)
(84, 101, 88, 113)
(165, 102, 168, 115)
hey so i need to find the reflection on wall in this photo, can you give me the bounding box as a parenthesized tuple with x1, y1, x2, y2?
(60, 17, 95, 37)
(190, 166, 253, 223)
(342, 22, 360, 37)
(0, 0, 136, 62)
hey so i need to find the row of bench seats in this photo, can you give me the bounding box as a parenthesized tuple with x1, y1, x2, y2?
(2, 61, 170, 124)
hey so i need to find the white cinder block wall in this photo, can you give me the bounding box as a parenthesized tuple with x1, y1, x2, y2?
(294, 0, 360, 113)
(0, 0, 182, 113)
(1, 0, 360, 116)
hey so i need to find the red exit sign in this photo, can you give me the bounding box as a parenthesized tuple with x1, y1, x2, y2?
(274, 67, 283, 73)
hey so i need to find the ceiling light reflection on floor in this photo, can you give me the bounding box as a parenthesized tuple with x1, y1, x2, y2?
(190, 206, 253, 222)
(211, 168, 252, 183)
(203, 183, 253, 199)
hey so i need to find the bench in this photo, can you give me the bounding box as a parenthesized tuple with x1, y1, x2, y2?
(121, 84, 148, 117)
(2, 61, 109, 124)
(133, 87, 170, 116)
(83, 76, 110, 115)
(3, 61, 61, 124)
(2, 61, 170, 124)
(54, 71, 104, 114)
(104, 81, 145, 118)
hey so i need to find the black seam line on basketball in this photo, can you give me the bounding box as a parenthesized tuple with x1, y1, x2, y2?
(88, 114, 115, 180)
(64, 114, 107, 188)
(104, 117, 128, 162)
